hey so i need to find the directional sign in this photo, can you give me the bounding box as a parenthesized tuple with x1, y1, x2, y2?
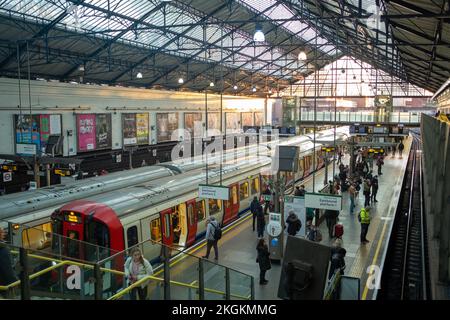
(198, 184, 229, 200)
(305, 193, 342, 211)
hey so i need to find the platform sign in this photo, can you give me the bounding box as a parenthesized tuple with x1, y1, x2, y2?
(267, 213, 282, 237)
(305, 193, 342, 211)
(16, 143, 37, 156)
(284, 195, 306, 237)
(3, 172, 12, 182)
(198, 184, 229, 200)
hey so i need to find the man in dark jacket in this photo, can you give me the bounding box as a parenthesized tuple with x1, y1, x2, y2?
(371, 176, 379, 203)
(398, 141, 405, 157)
(324, 209, 339, 238)
(0, 228, 17, 295)
(294, 185, 306, 197)
(286, 211, 302, 236)
(256, 207, 266, 238)
(250, 196, 262, 232)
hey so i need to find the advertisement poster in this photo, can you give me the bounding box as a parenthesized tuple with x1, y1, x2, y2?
(123, 113, 137, 145)
(207, 112, 220, 136)
(50, 114, 62, 134)
(40, 115, 50, 151)
(96, 114, 112, 149)
(136, 113, 149, 145)
(184, 113, 203, 138)
(241, 112, 253, 127)
(254, 112, 264, 126)
(284, 195, 306, 237)
(15, 114, 41, 153)
(77, 114, 96, 152)
(157, 113, 179, 142)
(225, 112, 240, 134)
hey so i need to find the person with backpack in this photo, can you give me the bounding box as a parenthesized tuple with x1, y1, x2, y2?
(256, 238, 271, 285)
(250, 196, 262, 232)
(256, 205, 266, 238)
(285, 211, 302, 236)
(202, 216, 221, 260)
(358, 206, 371, 244)
(398, 141, 405, 158)
(371, 176, 379, 203)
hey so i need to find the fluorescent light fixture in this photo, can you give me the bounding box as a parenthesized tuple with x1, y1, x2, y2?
(136, 72, 143, 79)
(298, 51, 307, 61)
(178, 77, 184, 84)
(209, 82, 215, 87)
(253, 25, 265, 42)
(78, 65, 85, 72)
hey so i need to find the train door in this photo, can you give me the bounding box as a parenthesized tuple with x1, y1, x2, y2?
(250, 175, 261, 200)
(160, 208, 174, 247)
(62, 211, 84, 259)
(239, 179, 251, 211)
(185, 200, 197, 246)
(174, 203, 188, 247)
(223, 183, 239, 225)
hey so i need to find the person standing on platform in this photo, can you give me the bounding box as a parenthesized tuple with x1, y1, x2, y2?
(359, 206, 371, 244)
(262, 186, 271, 214)
(368, 153, 374, 171)
(286, 211, 302, 236)
(250, 196, 262, 232)
(376, 155, 384, 175)
(398, 141, 405, 158)
(392, 144, 397, 157)
(256, 239, 271, 285)
(0, 228, 17, 295)
(324, 209, 339, 238)
(363, 179, 371, 207)
(349, 183, 356, 214)
(371, 176, 379, 203)
(202, 217, 220, 260)
(295, 185, 306, 197)
(124, 247, 153, 300)
(256, 206, 266, 238)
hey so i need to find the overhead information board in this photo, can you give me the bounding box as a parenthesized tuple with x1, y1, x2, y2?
(305, 193, 342, 211)
(198, 184, 229, 200)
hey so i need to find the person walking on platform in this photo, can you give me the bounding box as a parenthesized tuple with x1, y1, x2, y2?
(368, 153, 374, 171)
(392, 144, 397, 157)
(250, 196, 262, 232)
(286, 211, 302, 236)
(324, 209, 339, 238)
(363, 179, 371, 207)
(256, 239, 271, 285)
(398, 141, 405, 158)
(125, 247, 153, 300)
(371, 176, 379, 203)
(203, 217, 220, 260)
(256, 206, 266, 238)
(376, 155, 384, 175)
(349, 183, 356, 214)
(359, 206, 371, 244)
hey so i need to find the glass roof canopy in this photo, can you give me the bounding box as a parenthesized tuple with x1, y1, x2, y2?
(0, 0, 337, 81)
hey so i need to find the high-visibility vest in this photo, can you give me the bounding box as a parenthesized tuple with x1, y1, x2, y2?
(360, 208, 370, 224)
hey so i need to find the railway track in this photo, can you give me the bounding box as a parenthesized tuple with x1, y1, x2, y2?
(378, 135, 430, 300)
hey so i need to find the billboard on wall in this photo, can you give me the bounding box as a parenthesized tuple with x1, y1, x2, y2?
(77, 114, 96, 152)
(254, 112, 264, 126)
(157, 113, 179, 142)
(225, 112, 240, 134)
(207, 112, 220, 135)
(136, 113, 149, 145)
(241, 112, 253, 127)
(184, 113, 203, 138)
(96, 114, 112, 149)
(123, 113, 137, 145)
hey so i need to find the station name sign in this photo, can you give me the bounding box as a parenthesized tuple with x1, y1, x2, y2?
(198, 184, 229, 201)
(305, 193, 342, 211)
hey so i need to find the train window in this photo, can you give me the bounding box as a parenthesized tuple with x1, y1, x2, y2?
(127, 226, 138, 248)
(232, 185, 238, 205)
(208, 199, 222, 215)
(67, 230, 79, 258)
(164, 213, 171, 238)
(22, 223, 52, 250)
(150, 218, 162, 242)
(196, 200, 206, 221)
(187, 204, 195, 226)
(251, 178, 260, 194)
(239, 182, 249, 200)
(86, 221, 110, 260)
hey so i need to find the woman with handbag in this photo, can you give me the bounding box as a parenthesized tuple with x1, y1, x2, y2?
(124, 247, 153, 300)
(256, 239, 271, 285)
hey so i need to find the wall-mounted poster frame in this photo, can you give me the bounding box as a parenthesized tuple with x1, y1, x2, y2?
(254, 112, 264, 126)
(207, 112, 221, 136)
(96, 113, 112, 149)
(14, 114, 62, 155)
(76, 113, 112, 152)
(225, 112, 240, 134)
(184, 113, 203, 139)
(136, 113, 149, 145)
(241, 112, 254, 127)
(122, 113, 137, 145)
(157, 112, 179, 142)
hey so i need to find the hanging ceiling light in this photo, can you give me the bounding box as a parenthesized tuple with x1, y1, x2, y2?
(252, 86, 257, 92)
(233, 85, 238, 90)
(298, 51, 307, 61)
(253, 24, 265, 42)
(178, 77, 184, 84)
(136, 72, 143, 79)
(209, 81, 215, 87)
(268, 89, 272, 94)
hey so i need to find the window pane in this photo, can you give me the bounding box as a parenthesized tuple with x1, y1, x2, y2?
(188, 204, 195, 225)
(196, 200, 206, 221)
(232, 185, 238, 205)
(22, 223, 52, 250)
(127, 226, 138, 248)
(150, 218, 162, 242)
(165, 214, 171, 238)
(239, 182, 249, 200)
(251, 178, 259, 194)
(208, 199, 222, 215)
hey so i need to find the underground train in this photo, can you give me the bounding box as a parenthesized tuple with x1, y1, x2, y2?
(4, 127, 349, 263)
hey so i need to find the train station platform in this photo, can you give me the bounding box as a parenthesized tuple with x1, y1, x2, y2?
(183, 136, 412, 300)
